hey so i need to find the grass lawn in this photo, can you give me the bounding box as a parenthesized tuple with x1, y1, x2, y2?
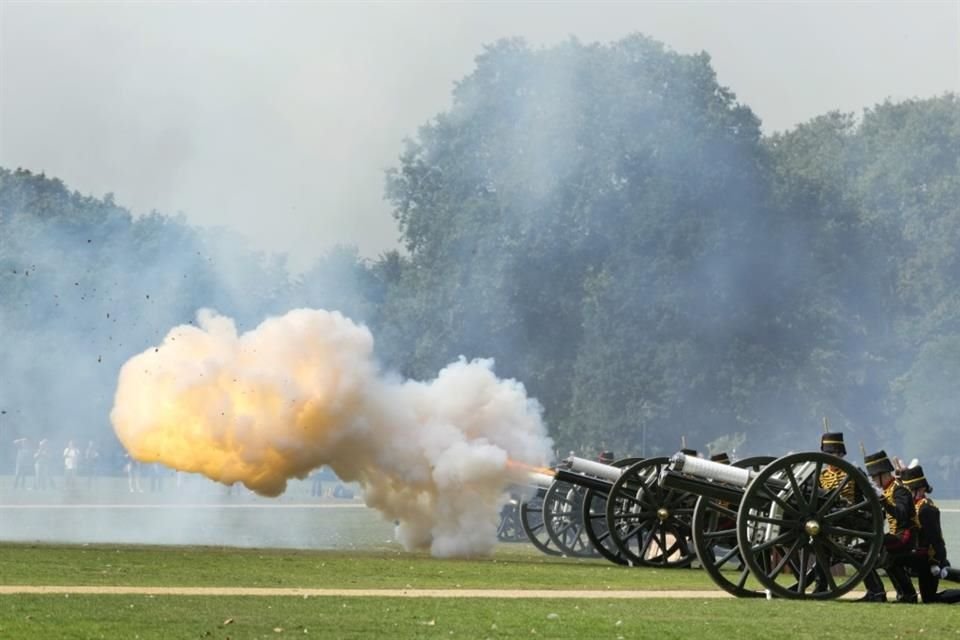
(1, 544, 959, 639)
(2, 495, 959, 639)
(0, 543, 719, 590)
(2, 593, 958, 640)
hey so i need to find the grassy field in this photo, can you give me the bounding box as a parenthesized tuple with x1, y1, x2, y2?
(0, 543, 717, 590)
(2, 543, 960, 639)
(4, 592, 959, 640)
(2, 483, 959, 639)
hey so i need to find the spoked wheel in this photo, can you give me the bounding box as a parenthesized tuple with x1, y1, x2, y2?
(606, 457, 697, 568)
(519, 487, 564, 556)
(692, 456, 775, 597)
(543, 481, 600, 558)
(497, 497, 527, 542)
(581, 457, 642, 566)
(736, 451, 884, 600)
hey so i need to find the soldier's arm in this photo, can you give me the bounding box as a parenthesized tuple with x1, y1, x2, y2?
(921, 506, 948, 567)
(891, 486, 915, 529)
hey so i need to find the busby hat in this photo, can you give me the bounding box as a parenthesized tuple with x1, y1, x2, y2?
(710, 452, 731, 465)
(597, 451, 615, 463)
(820, 432, 847, 456)
(681, 448, 698, 457)
(864, 450, 895, 476)
(900, 465, 933, 493)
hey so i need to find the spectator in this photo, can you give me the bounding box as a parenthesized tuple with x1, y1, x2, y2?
(34, 439, 53, 490)
(13, 437, 31, 489)
(310, 468, 323, 497)
(63, 440, 80, 489)
(149, 463, 163, 492)
(124, 453, 143, 493)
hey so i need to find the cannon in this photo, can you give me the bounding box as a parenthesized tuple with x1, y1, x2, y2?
(496, 490, 528, 543)
(545, 456, 641, 563)
(604, 457, 700, 567)
(660, 450, 884, 599)
(518, 469, 566, 556)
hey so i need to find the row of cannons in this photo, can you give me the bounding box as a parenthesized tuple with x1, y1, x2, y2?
(497, 450, 933, 600)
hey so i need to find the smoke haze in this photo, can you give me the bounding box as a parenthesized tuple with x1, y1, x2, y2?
(111, 308, 552, 557)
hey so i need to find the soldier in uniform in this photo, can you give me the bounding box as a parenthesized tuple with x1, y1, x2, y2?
(901, 464, 960, 604)
(818, 432, 855, 502)
(865, 450, 919, 603)
(814, 432, 888, 599)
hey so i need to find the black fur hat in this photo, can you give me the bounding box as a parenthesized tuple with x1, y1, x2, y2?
(864, 450, 895, 476)
(820, 432, 847, 456)
(900, 465, 933, 493)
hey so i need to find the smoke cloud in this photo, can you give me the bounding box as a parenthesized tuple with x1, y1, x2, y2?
(111, 308, 553, 557)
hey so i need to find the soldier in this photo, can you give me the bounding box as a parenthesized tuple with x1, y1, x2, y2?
(814, 432, 888, 599)
(865, 449, 919, 603)
(901, 464, 960, 604)
(818, 432, 856, 502)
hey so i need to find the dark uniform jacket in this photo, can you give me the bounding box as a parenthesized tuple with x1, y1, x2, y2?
(915, 497, 948, 567)
(882, 481, 916, 550)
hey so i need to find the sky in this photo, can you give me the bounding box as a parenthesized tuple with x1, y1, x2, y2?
(1, 1, 958, 270)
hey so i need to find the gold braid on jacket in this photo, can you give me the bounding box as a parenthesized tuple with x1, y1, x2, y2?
(819, 466, 855, 503)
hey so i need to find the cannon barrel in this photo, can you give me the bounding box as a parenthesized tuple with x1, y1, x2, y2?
(527, 471, 556, 489)
(667, 453, 754, 488)
(553, 468, 615, 493)
(659, 470, 746, 504)
(561, 456, 623, 482)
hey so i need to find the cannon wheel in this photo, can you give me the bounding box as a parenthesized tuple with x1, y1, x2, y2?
(691, 456, 775, 597)
(736, 451, 884, 600)
(580, 457, 643, 566)
(497, 497, 528, 543)
(542, 481, 600, 558)
(519, 487, 564, 556)
(606, 457, 698, 568)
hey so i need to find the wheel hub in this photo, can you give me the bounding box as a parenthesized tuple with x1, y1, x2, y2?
(804, 519, 821, 536)
(657, 507, 670, 522)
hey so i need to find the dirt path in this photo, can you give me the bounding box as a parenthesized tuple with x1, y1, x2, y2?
(0, 586, 732, 598)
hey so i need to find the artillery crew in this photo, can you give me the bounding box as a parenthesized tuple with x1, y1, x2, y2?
(815, 431, 886, 598)
(864, 449, 919, 603)
(901, 465, 960, 604)
(818, 432, 856, 503)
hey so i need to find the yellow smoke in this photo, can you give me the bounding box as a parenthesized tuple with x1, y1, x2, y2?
(111, 308, 552, 556)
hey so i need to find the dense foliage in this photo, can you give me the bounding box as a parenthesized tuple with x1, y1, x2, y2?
(2, 35, 958, 490)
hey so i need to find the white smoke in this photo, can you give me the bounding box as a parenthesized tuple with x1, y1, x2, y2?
(110, 308, 552, 557)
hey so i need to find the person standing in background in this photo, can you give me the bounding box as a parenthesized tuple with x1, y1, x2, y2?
(34, 438, 53, 490)
(149, 463, 164, 492)
(63, 440, 80, 489)
(13, 437, 31, 489)
(125, 453, 143, 493)
(310, 468, 323, 498)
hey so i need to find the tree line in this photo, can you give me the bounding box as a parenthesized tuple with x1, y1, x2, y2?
(1, 35, 958, 491)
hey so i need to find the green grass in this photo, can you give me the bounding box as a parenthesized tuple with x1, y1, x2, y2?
(2, 594, 958, 640)
(0, 543, 719, 590)
(2, 544, 960, 639)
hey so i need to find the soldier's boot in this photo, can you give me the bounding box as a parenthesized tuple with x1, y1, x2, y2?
(856, 570, 888, 602)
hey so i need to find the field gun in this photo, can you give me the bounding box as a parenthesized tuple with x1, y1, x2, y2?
(660, 451, 884, 599)
(546, 455, 642, 564)
(603, 455, 701, 568)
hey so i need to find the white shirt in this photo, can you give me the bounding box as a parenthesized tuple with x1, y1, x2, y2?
(64, 447, 80, 471)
